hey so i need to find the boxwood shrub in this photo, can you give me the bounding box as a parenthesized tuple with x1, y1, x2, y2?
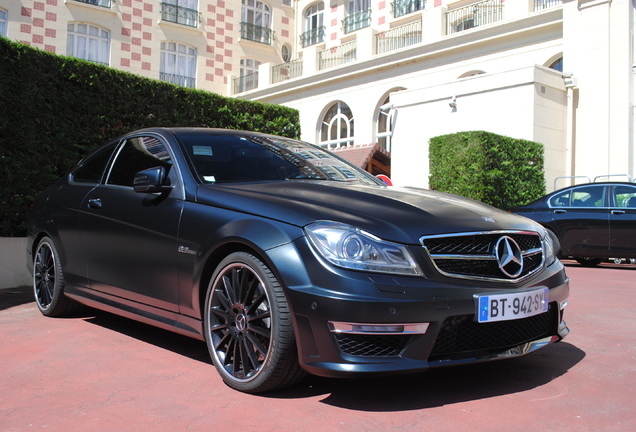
(0, 38, 300, 236)
(429, 131, 545, 209)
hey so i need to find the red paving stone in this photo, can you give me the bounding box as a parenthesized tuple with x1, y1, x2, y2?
(1, 261, 635, 431)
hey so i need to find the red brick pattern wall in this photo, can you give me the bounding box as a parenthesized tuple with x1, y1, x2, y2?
(20, 0, 58, 53)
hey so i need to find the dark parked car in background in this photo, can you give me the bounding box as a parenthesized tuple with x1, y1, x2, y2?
(28, 128, 570, 393)
(510, 182, 636, 266)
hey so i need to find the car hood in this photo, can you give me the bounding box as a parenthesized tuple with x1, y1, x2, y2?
(195, 181, 542, 244)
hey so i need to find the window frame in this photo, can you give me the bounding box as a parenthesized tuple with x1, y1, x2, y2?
(67, 22, 111, 66)
(160, 41, 197, 88)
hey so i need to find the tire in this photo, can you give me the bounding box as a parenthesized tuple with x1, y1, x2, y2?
(33, 236, 80, 317)
(575, 257, 602, 267)
(203, 252, 305, 393)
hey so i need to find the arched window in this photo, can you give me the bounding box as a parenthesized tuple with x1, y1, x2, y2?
(302, 3, 324, 47)
(0, 9, 7, 38)
(160, 41, 197, 88)
(548, 57, 563, 72)
(377, 96, 394, 152)
(376, 89, 404, 152)
(320, 102, 354, 150)
(67, 23, 110, 66)
(458, 70, 486, 78)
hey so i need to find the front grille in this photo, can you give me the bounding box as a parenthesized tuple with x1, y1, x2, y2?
(429, 303, 558, 361)
(334, 334, 410, 357)
(421, 231, 544, 282)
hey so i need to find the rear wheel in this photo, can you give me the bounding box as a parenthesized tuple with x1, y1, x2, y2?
(33, 237, 80, 316)
(575, 257, 602, 267)
(203, 252, 305, 393)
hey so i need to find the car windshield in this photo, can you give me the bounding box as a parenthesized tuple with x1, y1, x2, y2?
(178, 132, 382, 185)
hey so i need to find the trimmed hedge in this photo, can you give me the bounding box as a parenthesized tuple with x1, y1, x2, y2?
(429, 131, 545, 209)
(0, 38, 300, 236)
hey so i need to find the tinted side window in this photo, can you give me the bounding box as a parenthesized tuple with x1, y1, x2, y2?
(71, 142, 118, 184)
(107, 136, 173, 187)
(549, 190, 570, 207)
(569, 185, 605, 207)
(613, 185, 636, 207)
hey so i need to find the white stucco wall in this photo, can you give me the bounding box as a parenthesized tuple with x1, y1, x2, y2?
(389, 65, 568, 190)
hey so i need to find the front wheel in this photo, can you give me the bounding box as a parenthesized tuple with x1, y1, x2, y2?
(203, 252, 305, 393)
(33, 236, 80, 317)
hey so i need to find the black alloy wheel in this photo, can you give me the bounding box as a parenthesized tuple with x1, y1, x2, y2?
(33, 237, 78, 316)
(204, 252, 304, 393)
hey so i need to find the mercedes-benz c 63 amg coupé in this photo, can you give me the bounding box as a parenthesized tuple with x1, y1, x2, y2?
(27, 128, 570, 393)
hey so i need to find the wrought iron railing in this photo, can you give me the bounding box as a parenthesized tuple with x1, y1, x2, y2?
(161, 3, 199, 28)
(74, 0, 112, 7)
(534, 0, 562, 11)
(343, 9, 371, 34)
(160, 72, 196, 88)
(376, 20, 422, 55)
(240, 22, 273, 45)
(300, 26, 325, 48)
(233, 72, 259, 94)
(271, 59, 303, 84)
(319, 41, 357, 70)
(446, 0, 504, 35)
(392, 0, 425, 18)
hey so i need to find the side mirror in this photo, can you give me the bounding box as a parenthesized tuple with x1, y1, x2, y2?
(133, 166, 174, 193)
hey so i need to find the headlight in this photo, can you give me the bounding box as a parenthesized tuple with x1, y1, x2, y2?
(305, 221, 423, 276)
(541, 228, 559, 266)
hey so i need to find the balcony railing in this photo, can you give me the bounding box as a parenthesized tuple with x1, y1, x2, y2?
(272, 59, 303, 84)
(234, 72, 259, 94)
(300, 26, 325, 48)
(446, 0, 504, 35)
(534, 0, 562, 11)
(392, 0, 426, 18)
(160, 72, 196, 88)
(161, 3, 199, 28)
(376, 20, 422, 55)
(319, 41, 357, 70)
(343, 9, 371, 34)
(240, 22, 273, 45)
(73, 0, 112, 7)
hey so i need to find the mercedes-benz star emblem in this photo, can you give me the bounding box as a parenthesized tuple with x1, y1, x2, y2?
(494, 236, 524, 278)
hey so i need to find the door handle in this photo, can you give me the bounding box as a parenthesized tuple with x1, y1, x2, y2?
(88, 198, 102, 209)
(611, 210, 625, 215)
(553, 209, 567, 214)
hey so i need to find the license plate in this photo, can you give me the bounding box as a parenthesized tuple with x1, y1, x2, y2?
(476, 287, 549, 323)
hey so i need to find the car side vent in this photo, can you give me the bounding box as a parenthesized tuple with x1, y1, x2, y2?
(420, 231, 544, 282)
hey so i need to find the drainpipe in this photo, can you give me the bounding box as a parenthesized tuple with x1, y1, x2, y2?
(564, 73, 578, 184)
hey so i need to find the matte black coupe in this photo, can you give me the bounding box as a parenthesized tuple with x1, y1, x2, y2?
(28, 128, 570, 393)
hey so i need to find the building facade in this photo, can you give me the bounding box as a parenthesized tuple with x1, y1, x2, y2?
(2, 0, 634, 190)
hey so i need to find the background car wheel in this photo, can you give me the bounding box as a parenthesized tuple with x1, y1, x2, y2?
(204, 252, 305, 393)
(33, 237, 80, 317)
(575, 257, 602, 267)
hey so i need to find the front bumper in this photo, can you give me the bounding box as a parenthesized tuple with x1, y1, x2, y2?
(269, 239, 570, 378)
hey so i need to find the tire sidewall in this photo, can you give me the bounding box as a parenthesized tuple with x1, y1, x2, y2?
(203, 251, 285, 392)
(33, 236, 65, 316)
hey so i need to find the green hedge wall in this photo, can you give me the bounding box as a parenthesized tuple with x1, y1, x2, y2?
(0, 38, 300, 236)
(429, 131, 545, 209)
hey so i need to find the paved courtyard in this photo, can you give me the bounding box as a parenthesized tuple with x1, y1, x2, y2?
(1, 261, 634, 431)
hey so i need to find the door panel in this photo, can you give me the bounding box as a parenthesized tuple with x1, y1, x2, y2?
(609, 185, 636, 257)
(78, 136, 184, 311)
